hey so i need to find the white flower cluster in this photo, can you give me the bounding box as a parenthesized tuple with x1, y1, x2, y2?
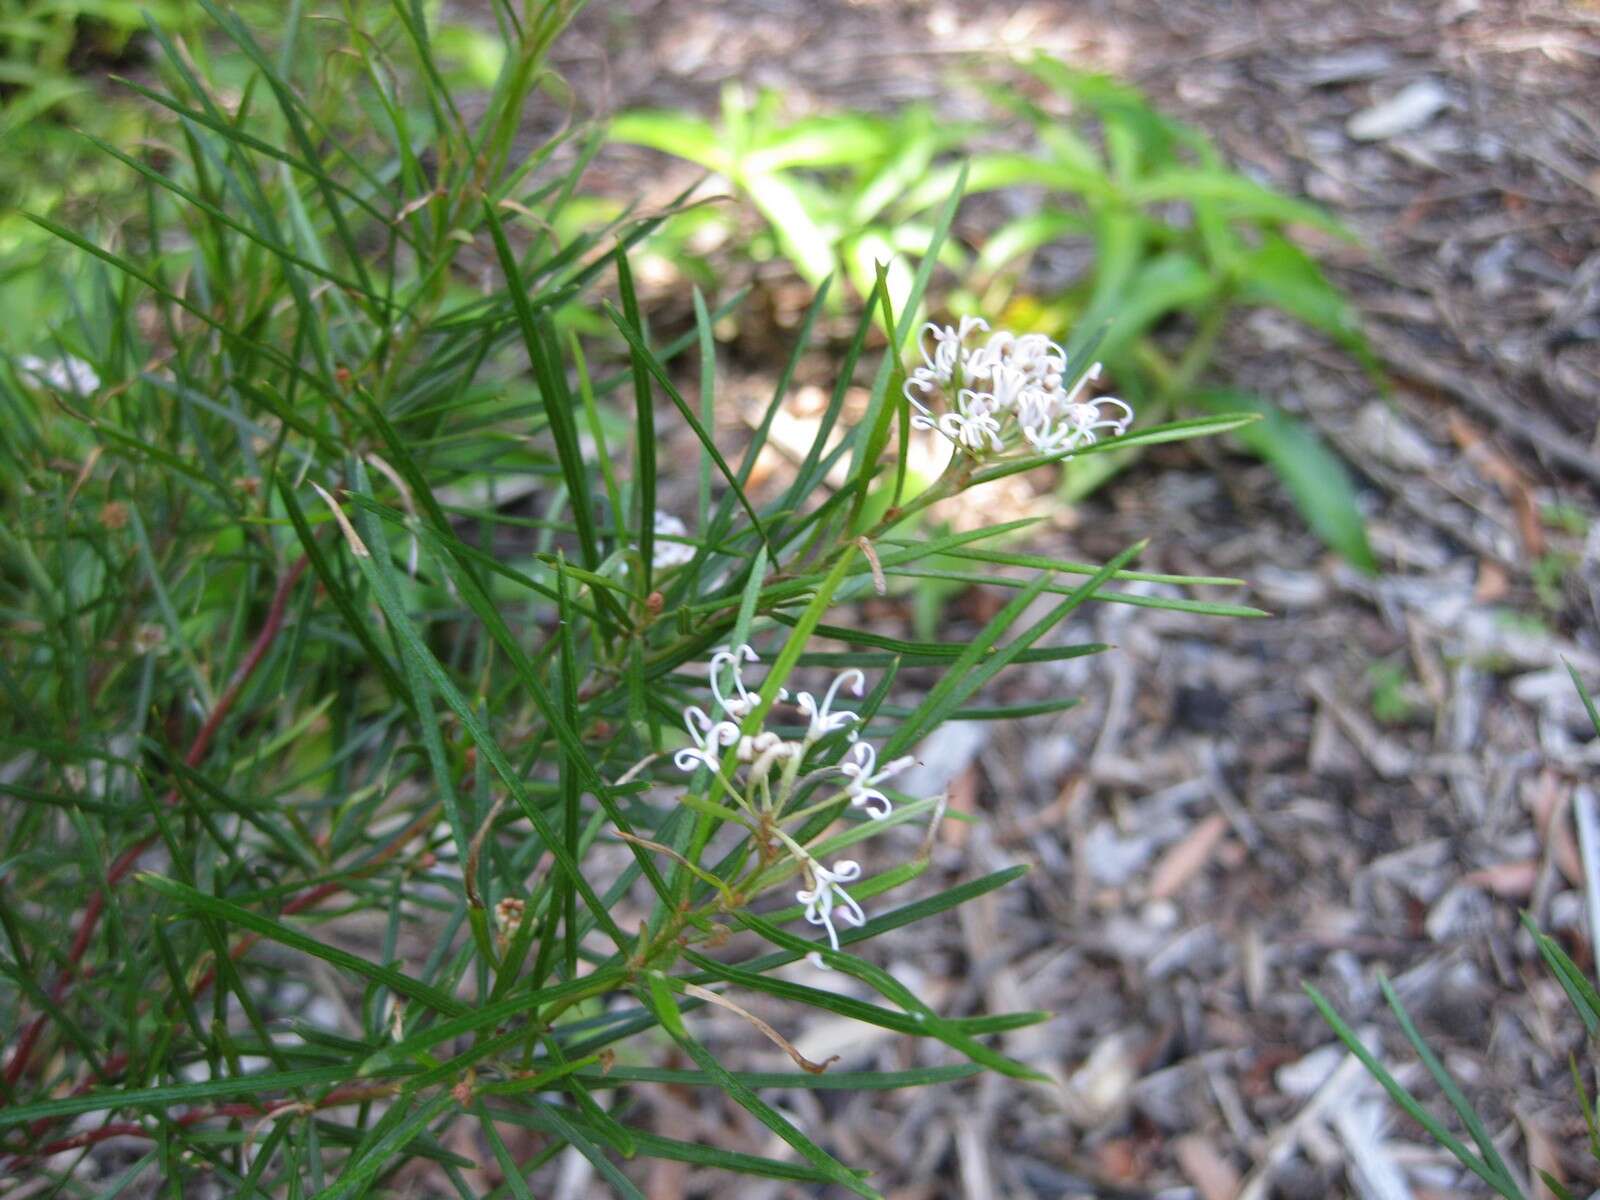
(674, 644, 914, 966)
(903, 317, 1133, 457)
(15, 355, 99, 396)
(650, 511, 696, 570)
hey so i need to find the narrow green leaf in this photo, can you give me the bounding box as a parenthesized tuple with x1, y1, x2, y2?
(340, 499, 632, 949)
(138, 874, 466, 1017)
(734, 912, 1049, 1083)
(616, 249, 657, 591)
(1522, 912, 1600, 1034)
(1304, 983, 1518, 1198)
(575, 1064, 982, 1090)
(486, 1102, 836, 1184)
(603, 301, 774, 562)
(886, 567, 1266, 619)
(966, 413, 1262, 489)
(358, 971, 624, 1076)
(0, 1065, 355, 1128)
(1564, 659, 1600, 740)
(1378, 974, 1521, 1192)
(643, 973, 876, 1197)
(318, 1093, 454, 1200)
(482, 199, 603, 575)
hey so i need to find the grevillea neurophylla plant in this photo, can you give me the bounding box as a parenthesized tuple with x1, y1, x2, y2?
(0, 1, 1266, 1178)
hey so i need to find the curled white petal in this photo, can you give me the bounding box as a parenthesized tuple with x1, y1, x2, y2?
(795, 668, 864, 743)
(672, 746, 712, 771)
(839, 741, 912, 820)
(917, 316, 988, 384)
(797, 857, 867, 968)
(674, 704, 740, 772)
(710, 643, 780, 721)
(941, 398, 1004, 454)
(902, 367, 942, 419)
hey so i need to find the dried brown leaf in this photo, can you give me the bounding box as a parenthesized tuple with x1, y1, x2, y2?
(1175, 1134, 1242, 1200)
(1150, 813, 1230, 901)
(1461, 859, 1540, 899)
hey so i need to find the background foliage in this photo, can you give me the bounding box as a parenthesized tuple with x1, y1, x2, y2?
(612, 56, 1379, 570)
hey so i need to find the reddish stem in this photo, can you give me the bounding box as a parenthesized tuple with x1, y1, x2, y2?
(12, 1083, 396, 1161)
(3, 556, 309, 1095)
(13, 792, 443, 1158)
(186, 799, 442, 998)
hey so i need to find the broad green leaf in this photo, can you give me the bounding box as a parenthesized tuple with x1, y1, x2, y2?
(1237, 234, 1369, 358)
(977, 209, 1090, 275)
(1129, 169, 1352, 239)
(745, 169, 837, 288)
(1193, 390, 1376, 573)
(608, 110, 733, 174)
(745, 114, 892, 173)
(1095, 251, 1219, 365)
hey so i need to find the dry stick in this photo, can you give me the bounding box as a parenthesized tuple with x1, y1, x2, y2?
(1574, 784, 1600, 993)
(677, 981, 838, 1075)
(2, 556, 310, 1096)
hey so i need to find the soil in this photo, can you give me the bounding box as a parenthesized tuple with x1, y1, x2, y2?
(540, 2, 1600, 1198)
